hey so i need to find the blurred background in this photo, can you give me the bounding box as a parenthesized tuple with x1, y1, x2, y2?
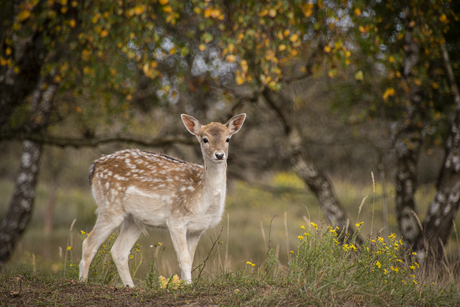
(1, 0, 459, 279)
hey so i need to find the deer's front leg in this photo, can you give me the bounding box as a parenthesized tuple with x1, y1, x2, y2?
(168, 224, 193, 284)
(187, 231, 203, 266)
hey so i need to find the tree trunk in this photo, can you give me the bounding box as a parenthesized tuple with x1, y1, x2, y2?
(0, 140, 43, 266)
(412, 44, 460, 264)
(394, 125, 422, 248)
(0, 74, 58, 267)
(287, 128, 361, 242)
(262, 89, 361, 243)
(394, 27, 424, 249)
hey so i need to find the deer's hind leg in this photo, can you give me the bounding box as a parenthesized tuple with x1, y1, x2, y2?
(79, 182, 127, 283)
(79, 210, 126, 282)
(110, 216, 142, 288)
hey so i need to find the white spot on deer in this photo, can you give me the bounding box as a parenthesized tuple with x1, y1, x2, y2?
(105, 182, 110, 190)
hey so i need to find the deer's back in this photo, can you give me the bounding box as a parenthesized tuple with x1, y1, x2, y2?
(90, 149, 205, 226)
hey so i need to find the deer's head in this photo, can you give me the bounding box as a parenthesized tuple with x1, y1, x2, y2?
(181, 114, 246, 164)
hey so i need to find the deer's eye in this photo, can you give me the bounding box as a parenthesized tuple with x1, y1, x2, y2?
(203, 138, 209, 143)
(226, 138, 230, 143)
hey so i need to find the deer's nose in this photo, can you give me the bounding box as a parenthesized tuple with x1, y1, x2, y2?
(215, 152, 225, 160)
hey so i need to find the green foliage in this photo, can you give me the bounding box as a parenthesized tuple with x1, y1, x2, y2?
(2, 219, 458, 305)
(289, 223, 421, 304)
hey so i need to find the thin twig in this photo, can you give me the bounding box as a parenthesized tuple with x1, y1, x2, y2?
(267, 215, 278, 254)
(193, 227, 224, 282)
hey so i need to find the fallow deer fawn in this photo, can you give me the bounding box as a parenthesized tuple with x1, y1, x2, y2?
(79, 114, 246, 287)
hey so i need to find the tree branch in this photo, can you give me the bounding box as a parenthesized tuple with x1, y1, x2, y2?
(0, 132, 194, 148)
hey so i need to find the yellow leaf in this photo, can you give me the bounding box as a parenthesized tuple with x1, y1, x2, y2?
(354, 70, 363, 80)
(258, 9, 268, 17)
(279, 44, 286, 51)
(100, 29, 108, 38)
(204, 8, 212, 18)
(17, 10, 31, 22)
(163, 6, 172, 13)
(69, 19, 76, 28)
(354, 8, 361, 16)
(143, 63, 150, 75)
(324, 45, 331, 53)
(54, 75, 62, 83)
(283, 29, 290, 37)
(383, 87, 395, 100)
(228, 43, 234, 53)
(159, 0, 168, 5)
(211, 9, 220, 18)
(439, 14, 447, 23)
(133, 5, 144, 15)
(268, 8, 276, 17)
(226, 54, 236, 63)
(5, 47, 12, 56)
(290, 34, 298, 43)
(236, 75, 244, 85)
(81, 49, 91, 61)
(240, 59, 248, 72)
(199, 44, 206, 51)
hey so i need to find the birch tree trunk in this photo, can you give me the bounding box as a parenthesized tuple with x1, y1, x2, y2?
(0, 75, 58, 267)
(262, 89, 361, 243)
(413, 45, 460, 264)
(394, 27, 424, 249)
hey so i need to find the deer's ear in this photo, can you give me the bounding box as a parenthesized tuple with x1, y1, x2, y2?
(181, 114, 201, 136)
(226, 113, 246, 136)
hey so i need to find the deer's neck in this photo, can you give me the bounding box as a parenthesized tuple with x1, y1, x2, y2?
(203, 160, 227, 193)
(202, 160, 227, 202)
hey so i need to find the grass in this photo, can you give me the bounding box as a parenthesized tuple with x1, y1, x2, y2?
(1, 172, 460, 305)
(1, 224, 459, 306)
